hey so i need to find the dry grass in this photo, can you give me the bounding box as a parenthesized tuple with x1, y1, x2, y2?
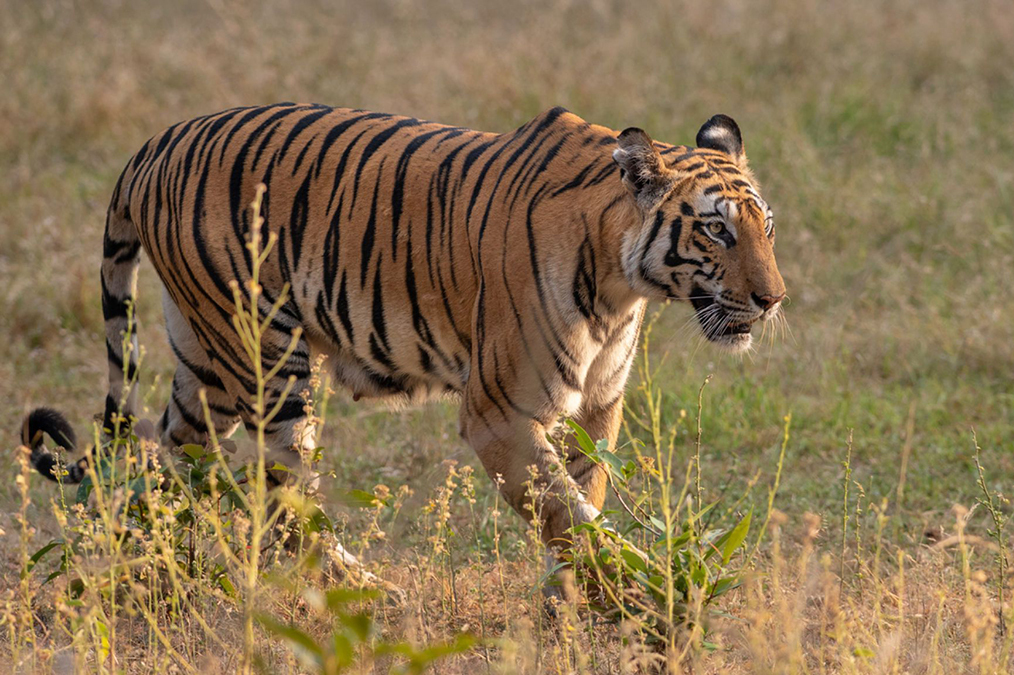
(1, 0, 1013, 672)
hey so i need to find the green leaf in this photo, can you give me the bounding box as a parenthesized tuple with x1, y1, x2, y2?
(43, 547, 73, 586)
(854, 647, 875, 659)
(338, 489, 380, 508)
(216, 572, 236, 598)
(597, 451, 627, 480)
(380, 634, 477, 674)
(303, 505, 334, 535)
(332, 632, 354, 666)
(23, 539, 64, 579)
(324, 587, 381, 611)
(701, 527, 728, 549)
(94, 455, 116, 480)
(570, 521, 599, 536)
(44, 562, 68, 585)
(648, 516, 668, 534)
(709, 575, 742, 598)
(719, 511, 752, 565)
(342, 611, 373, 641)
(267, 462, 294, 474)
(181, 444, 206, 460)
(256, 614, 324, 668)
(694, 500, 719, 523)
(565, 420, 598, 456)
(75, 475, 93, 505)
(620, 546, 647, 574)
(125, 475, 152, 501)
(96, 620, 110, 664)
(536, 561, 569, 593)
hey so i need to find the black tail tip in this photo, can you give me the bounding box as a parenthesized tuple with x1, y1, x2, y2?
(22, 407, 77, 451)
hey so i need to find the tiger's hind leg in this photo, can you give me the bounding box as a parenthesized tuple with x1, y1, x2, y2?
(219, 322, 396, 594)
(160, 299, 364, 573)
(158, 290, 241, 448)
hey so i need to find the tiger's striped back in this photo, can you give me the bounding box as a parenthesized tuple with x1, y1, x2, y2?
(122, 104, 625, 410)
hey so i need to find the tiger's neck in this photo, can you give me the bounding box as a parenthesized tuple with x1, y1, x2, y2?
(456, 109, 647, 323)
(588, 182, 646, 319)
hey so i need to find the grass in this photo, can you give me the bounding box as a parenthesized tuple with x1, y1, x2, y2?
(2, 0, 1013, 672)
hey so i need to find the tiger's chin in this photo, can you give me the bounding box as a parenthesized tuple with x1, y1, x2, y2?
(690, 294, 757, 354)
(706, 330, 753, 353)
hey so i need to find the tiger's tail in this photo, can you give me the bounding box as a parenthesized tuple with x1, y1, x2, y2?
(22, 407, 84, 483)
(98, 161, 142, 432)
(23, 161, 141, 483)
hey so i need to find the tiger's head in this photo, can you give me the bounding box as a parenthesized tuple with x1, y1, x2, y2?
(613, 114, 785, 353)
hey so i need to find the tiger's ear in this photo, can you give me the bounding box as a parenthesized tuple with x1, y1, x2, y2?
(696, 114, 746, 167)
(612, 128, 675, 210)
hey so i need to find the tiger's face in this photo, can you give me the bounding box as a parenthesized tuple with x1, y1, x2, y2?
(613, 115, 785, 353)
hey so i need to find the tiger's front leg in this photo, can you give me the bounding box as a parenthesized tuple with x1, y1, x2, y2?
(460, 407, 600, 549)
(459, 351, 601, 551)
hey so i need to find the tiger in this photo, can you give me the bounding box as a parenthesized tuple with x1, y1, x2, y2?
(22, 103, 785, 568)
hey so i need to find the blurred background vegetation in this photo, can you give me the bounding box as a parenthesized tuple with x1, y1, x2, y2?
(1, 0, 1012, 671)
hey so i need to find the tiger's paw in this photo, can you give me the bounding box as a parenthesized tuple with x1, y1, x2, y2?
(323, 539, 406, 606)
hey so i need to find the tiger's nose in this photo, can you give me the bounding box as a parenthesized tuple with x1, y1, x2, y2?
(752, 292, 785, 311)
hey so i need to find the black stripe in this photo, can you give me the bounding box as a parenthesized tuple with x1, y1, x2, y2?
(390, 127, 463, 258)
(335, 270, 355, 343)
(290, 133, 318, 176)
(359, 158, 385, 287)
(206, 400, 238, 418)
(101, 275, 131, 321)
(550, 160, 598, 197)
(472, 282, 508, 418)
(103, 233, 140, 262)
(171, 389, 209, 434)
(268, 396, 306, 424)
(583, 162, 617, 188)
(369, 334, 397, 372)
(350, 118, 421, 210)
(523, 183, 579, 367)
(288, 171, 313, 269)
(665, 217, 692, 266)
(167, 334, 225, 390)
(403, 224, 456, 376)
(510, 132, 569, 212)
(106, 339, 138, 380)
(496, 229, 557, 403)
(228, 107, 312, 242)
(326, 126, 374, 216)
(322, 191, 343, 307)
(276, 108, 332, 162)
(314, 112, 391, 180)
(491, 349, 537, 418)
(370, 262, 391, 353)
(469, 107, 567, 235)
(315, 291, 347, 347)
(217, 104, 294, 165)
(572, 235, 598, 322)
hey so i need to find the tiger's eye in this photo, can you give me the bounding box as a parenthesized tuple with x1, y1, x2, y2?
(709, 222, 724, 235)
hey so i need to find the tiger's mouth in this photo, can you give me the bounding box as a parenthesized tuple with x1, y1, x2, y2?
(690, 293, 755, 349)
